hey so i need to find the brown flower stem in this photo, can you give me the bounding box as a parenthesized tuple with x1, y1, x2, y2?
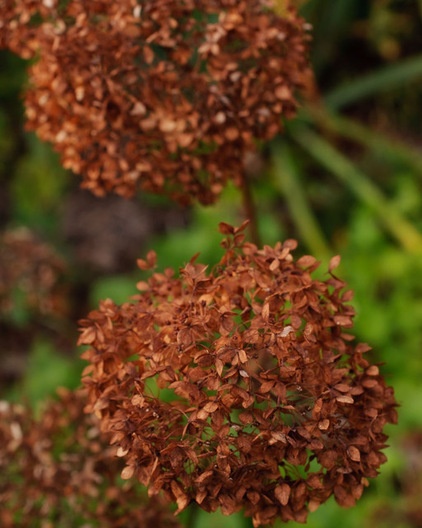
(238, 170, 262, 247)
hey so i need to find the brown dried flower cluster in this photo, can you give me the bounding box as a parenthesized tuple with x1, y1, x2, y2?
(0, 228, 67, 320)
(79, 223, 398, 527)
(1, 0, 309, 203)
(0, 388, 181, 528)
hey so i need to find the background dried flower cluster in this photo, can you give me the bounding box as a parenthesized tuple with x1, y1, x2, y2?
(0, 0, 309, 203)
(79, 224, 397, 527)
(0, 228, 68, 320)
(0, 387, 181, 528)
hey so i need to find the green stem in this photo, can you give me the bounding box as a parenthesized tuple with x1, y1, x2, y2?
(243, 516, 255, 528)
(186, 503, 200, 528)
(292, 127, 422, 253)
(270, 137, 331, 260)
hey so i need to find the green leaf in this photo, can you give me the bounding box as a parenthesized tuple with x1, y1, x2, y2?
(270, 137, 331, 260)
(18, 340, 82, 407)
(325, 54, 422, 110)
(300, 105, 422, 179)
(292, 128, 422, 253)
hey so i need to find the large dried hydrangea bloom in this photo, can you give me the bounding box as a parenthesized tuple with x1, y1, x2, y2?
(79, 223, 397, 527)
(0, 388, 180, 528)
(1, 0, 309, 203)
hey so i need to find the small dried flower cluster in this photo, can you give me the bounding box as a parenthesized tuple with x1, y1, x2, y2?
(1, 0, 309, 203)
(0, 228, 67, 320)
(0, 388, 180, 528)
(79, 223, 397, 526)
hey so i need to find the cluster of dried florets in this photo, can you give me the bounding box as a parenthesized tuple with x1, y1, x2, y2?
(0, 228, 68, 320)
(0, 0, 309, 203)
(79, 223, 397, 527)
(0, 388, 180, 528)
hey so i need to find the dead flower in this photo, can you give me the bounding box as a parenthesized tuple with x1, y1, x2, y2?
(0, 388, 180, 528)
(1, 0, 310, 204)
(79, 222, 398, 526)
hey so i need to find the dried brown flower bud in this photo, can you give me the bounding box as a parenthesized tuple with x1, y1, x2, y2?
(0, 388, 180, 528)
(79, 223, 397, 526)
(1, 0, 310, 203)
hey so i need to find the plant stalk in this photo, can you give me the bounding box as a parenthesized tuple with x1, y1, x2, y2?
(238, 170, 262, 247)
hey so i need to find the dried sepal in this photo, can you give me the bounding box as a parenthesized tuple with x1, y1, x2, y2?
(329, 254, 342, 272)
(137, 250, 157, 271)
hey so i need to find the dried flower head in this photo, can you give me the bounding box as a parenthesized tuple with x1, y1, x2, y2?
(0, 228, 68, 320)
(79, 222, 398, 526)
(1, 0, 310, 203)
(0, 388, 180, 528)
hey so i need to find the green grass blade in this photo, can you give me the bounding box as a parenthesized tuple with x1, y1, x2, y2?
(292, 128, 422, 253)
(300, 105, 422, 177)
(270, 137, 331, 260)
(325, 54, 422, 110)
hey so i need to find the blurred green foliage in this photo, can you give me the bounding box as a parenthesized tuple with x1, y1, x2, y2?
(10, 134, 70, 237)
(6, 339, 83, 408)
(0, 0, 421, 527)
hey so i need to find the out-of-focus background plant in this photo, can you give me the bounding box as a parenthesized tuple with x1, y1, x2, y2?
(0, 0, 421, 526)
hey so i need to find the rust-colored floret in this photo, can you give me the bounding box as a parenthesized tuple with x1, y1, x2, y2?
(79, 223, 398, 526)
(0, 388, 181, 528)
(1, 0, 310, 203)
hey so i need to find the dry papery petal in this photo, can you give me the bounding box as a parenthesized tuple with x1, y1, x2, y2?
(80, 224, 398, 526)
(0, 0, 311, 204)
